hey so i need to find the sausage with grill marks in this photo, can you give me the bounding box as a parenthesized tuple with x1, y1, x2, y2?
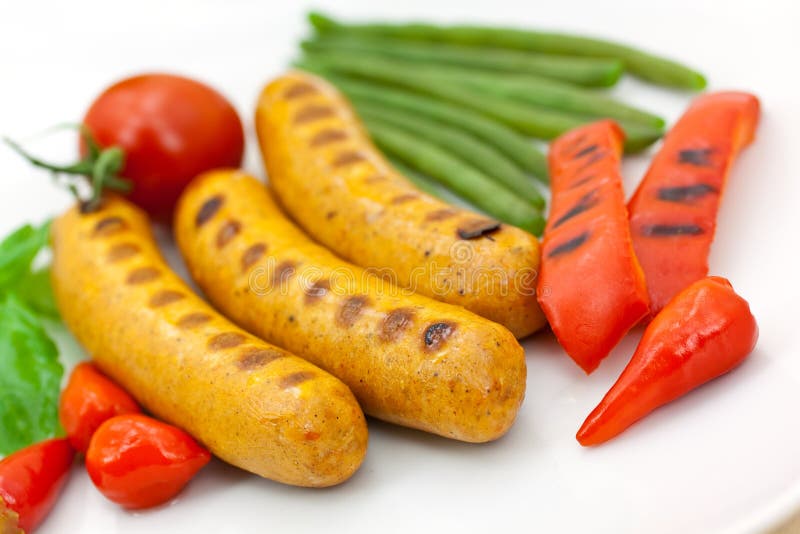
(255, 71, 546, 339)
(50, 195, 367, 487)
(174, 170, 527, 443)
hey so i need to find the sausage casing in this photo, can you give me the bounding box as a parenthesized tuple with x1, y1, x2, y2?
(255, 71, 546, 338)
(50, 196, 367, 487)
(174, 170, 527, 443)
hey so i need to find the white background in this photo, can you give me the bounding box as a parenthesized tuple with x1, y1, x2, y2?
(2, 1, 800, 533)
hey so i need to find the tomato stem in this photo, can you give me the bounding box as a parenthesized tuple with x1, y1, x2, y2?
(4, 125, 132, 212)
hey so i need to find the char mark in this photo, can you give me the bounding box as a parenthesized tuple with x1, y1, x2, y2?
(337, 295, 369, 327)
(294, 105, 335, 124)
(424, 322, 456, 351)
(678, 148, 714, 167)
(573, 144, 598, 159)
(552, 190, 598, 229)
(279, 371, 315, 389)
(196, 196, 224, 227)
(284, 83, 318, 99)
(380, 308, 415, 342)
(547, 232, 590, 258)
(457, 219, 501, 240)
(641, 224, 704, 236)
(236, 347, 284, 371)
(657, 183, 718, 202)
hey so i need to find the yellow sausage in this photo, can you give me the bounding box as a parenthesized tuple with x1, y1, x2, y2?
(50, 195, 367, 487)
(174, 170, 526, 443)
(255, 71, 547, 339)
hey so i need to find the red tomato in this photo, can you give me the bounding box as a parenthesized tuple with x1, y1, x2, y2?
(81, 73, 244, 218)
(85, 414, 211, 509)
(59, 362, 141, 453)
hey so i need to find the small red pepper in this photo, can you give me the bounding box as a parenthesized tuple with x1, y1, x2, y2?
(577, 276, 758, 446)
(59, 362, 141, 453)
(85, 414, 211, 509)
(0, 438, 75, 533)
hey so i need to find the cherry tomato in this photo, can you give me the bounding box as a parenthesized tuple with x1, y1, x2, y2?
(59, 362, 141, 454)
(0, 438, 75, 533)
(85, 414, 211, 509)
(81, 73, 244, 218)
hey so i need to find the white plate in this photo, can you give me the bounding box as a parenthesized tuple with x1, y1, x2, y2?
(2, 0, 800, 532)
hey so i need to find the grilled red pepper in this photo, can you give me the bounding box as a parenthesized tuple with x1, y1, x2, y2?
(86, 414, 211, 509)
(538, 119, 649, 374)
(577, 276, 758, 446)
(628, 92, 760, 317)
(0, 438, 75, 533)
(59, 362, 141, 454)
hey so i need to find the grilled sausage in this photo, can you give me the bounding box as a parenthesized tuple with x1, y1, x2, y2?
(255, 71, 546, 338)
(174, 170, 527, 443)
(50, 195, 367, 487)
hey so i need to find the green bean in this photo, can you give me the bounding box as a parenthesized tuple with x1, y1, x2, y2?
(301, 35, 623, 87)
(304, 50, 662, 128)
(308, 12, 707, 90)
(299, 55, 663, 151)
(355, 102, 546, 209)
(365, 119, 545, 235)
(294, 63, 549, 181)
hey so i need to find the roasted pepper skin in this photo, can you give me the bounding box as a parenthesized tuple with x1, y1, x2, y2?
(628, 92, 760, 317)
(577, 277, 758, 446)
(537, 120, 649, 374)
(0, 438, 74, 533)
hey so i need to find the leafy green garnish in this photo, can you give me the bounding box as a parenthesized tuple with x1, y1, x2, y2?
(0, 220, 63, 454)
(0, 221, 51, 289)
(0, 294, 63, 455)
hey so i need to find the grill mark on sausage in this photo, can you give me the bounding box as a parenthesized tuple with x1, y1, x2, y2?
(363, 174, 387, 184)
(657, 183, 718, 203)
(641, 224, 705, 236)
(547, 232, 590, 258)
(380, 308, 415, 342)
(294, 105, 335, 124)
(273, 260, 297, 284)
(332, 151, 366, 167)
(573, 144, 598, 159)
(236, 346, 285, 371)
(177, 312, 212, 329)
(284, 82, 318, 99)
(424, 322, 456, 351)
(93, 216, 127, 237)
(107, 243, 140, 262)
(457, 219, 502, 240)
(196, 195, 224, 227)
(241, 243, 267, 271)
(309, 129, 348, 147)
(208, 332, 246, 351)
(304, 279, 330, 303)
(126, 267, 161, 284)
(216, 220, 241, 248)
(279, 371, 316, 389)
(678, 148, 714, 167)
(425, 208, 458, 222)
(149, 290, 185, 308)
(337, 295, 369, 327)
(391, 193, 419, 205)
(552, 189, 599, 229)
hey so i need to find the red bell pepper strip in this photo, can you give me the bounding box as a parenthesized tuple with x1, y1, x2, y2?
(537, 119, 649, 374)
(59, 362, 141, 454)
(0, 438, 75, 533)
(577, 276, 758, 446)
(628, 92, 760, 317)
(86, 414, 211, 509)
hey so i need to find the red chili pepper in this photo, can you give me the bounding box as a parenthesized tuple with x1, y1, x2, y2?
(59, 362, 141, 453)
(577, 276, 758, 446)
(628, 92, 760, 318)
(86, 414, 211, 509)
(0, 438, 75, 533)
(538, 119, 650, 374)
